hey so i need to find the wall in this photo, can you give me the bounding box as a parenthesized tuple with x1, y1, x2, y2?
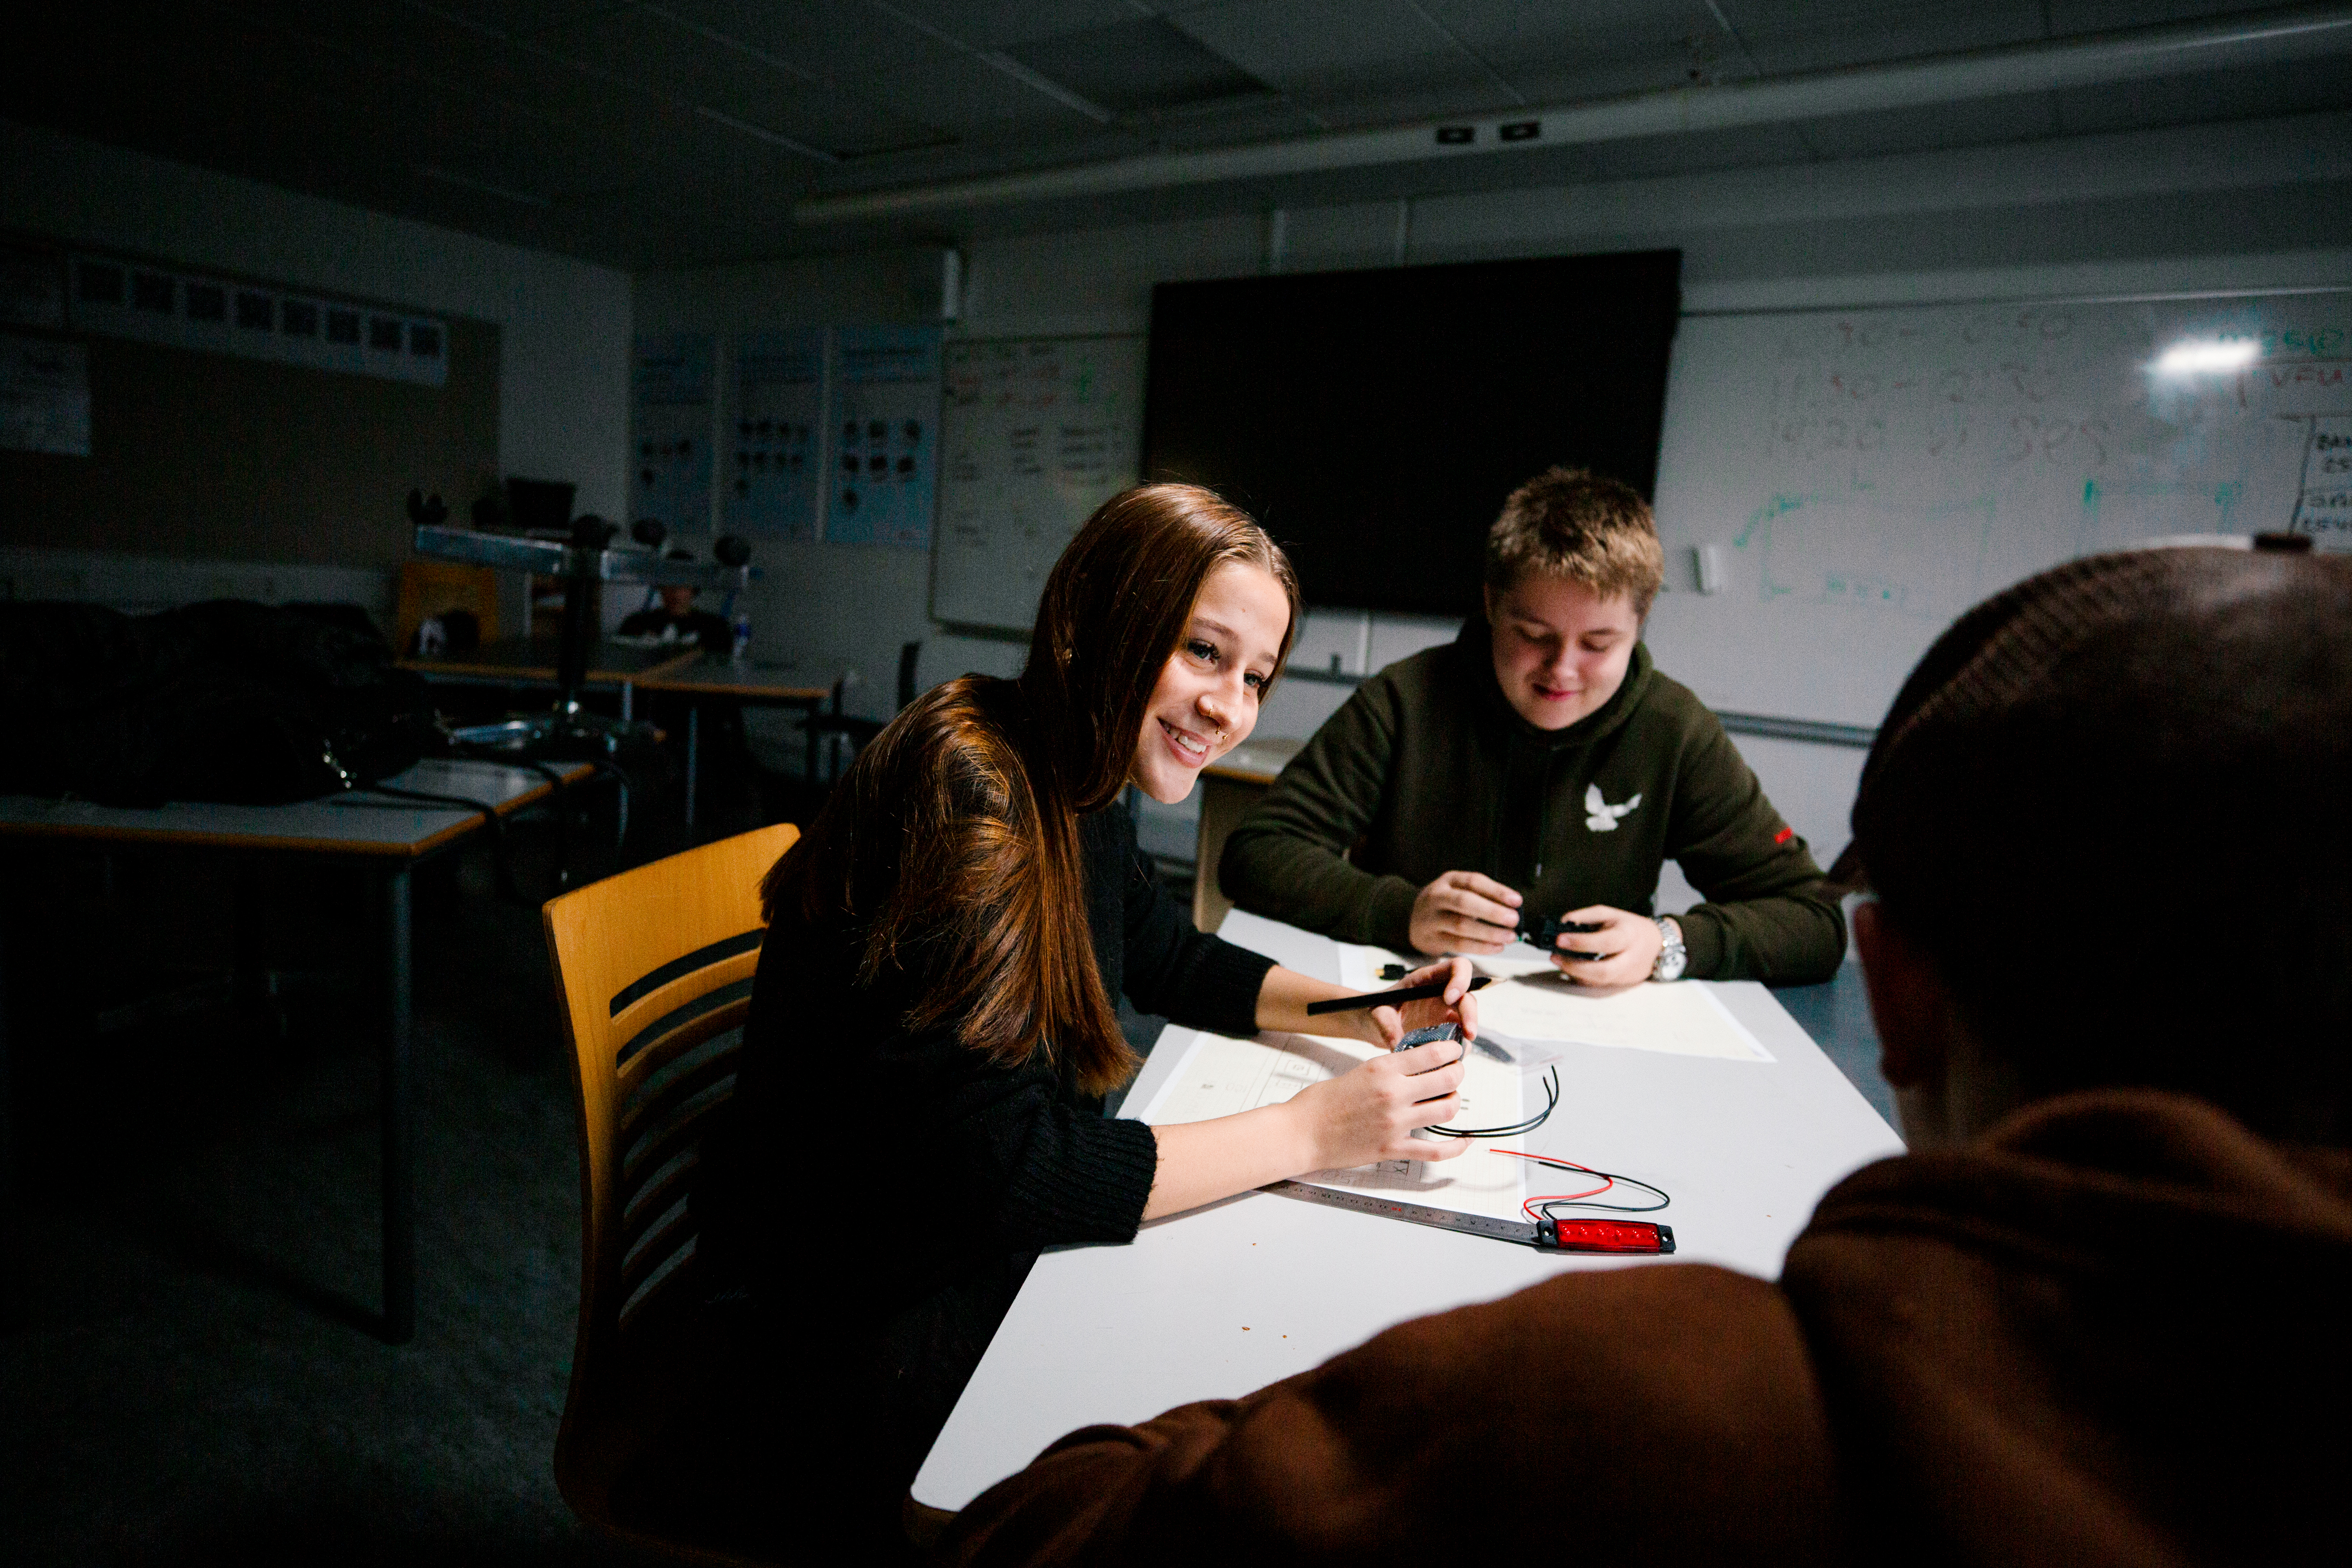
(638, 106, 2352, 872)
(0, 119, 632, 628)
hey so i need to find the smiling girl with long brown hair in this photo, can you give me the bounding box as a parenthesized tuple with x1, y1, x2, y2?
(679, 483, 1478, 1553)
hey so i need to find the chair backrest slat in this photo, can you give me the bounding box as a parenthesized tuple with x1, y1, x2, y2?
(541, 821, 798, 1545)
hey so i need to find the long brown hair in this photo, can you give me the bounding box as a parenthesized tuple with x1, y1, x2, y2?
(762, 484, 1300, 1093)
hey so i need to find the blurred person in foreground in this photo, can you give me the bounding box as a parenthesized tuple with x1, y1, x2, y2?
(937, 539, 2351, 1568)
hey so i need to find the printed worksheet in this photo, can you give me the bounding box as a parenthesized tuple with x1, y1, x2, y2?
(1335, 942, 1771, 1061)
(1479, 973, 1771, 1060)
(1138, 1029, 1530, 1223)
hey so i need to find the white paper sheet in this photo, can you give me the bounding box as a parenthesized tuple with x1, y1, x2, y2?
(1138, 1028, 1530, 1223)
(1474, 973, 1772, 1061)
(1336, 941, 1767, 1061)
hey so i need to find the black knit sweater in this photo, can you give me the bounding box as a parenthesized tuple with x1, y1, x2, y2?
(693, 799, 1274, 1482)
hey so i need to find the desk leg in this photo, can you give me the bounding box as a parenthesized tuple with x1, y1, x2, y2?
(621, 681, 633, 722)
(685, 705, 700, 829)
(379, 864, 416, 1345)
(0, 887, 15, 1322)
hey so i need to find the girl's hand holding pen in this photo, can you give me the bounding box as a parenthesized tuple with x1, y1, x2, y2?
(1368, 955, 1479, 1049)
(1289, 956, 1478, 1166)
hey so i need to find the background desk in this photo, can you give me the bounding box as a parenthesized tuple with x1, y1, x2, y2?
(0, 758, 588, 1343)
(914, 909, 1904, 1511)
(399, 637, 702, 719)
(633, 657, 829, 825)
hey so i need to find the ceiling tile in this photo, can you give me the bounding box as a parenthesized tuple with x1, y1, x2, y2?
(1504, 47, 1722, 105)
(1419, 0, 1720, 71)
(1003, 15, 1271, 114)
(1711, 2, 2048, 75)
(863, 1, 1146, 51)
(2046, 1, 2290, 33)
(1169, 0, 1458, 82)
(833, 50, 1116, 134)
(1303, 74, 1520, 129)
(530, 5, 946, 155)
(655, 0, 963, 76)
(1149, 97, 1332, 148)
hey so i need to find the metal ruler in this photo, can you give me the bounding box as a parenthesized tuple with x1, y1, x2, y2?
(1271, 1179, 1538, 1247)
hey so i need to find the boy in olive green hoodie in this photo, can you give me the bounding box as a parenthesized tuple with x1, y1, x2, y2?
(1219, 467, 1843, 984)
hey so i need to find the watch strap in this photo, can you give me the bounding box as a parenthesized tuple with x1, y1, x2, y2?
(1650, 916, 1688, 982)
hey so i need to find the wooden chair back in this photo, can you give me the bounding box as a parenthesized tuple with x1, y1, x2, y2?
(395, 559, 499, 653)
(541, 822, 798, 1559)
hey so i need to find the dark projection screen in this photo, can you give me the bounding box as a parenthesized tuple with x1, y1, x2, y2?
(1141, 250, 1682, 617)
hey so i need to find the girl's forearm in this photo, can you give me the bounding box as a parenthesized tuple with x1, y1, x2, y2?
(1141, 1102, 1322, 1220)
(1252, 963, 1367, 1037)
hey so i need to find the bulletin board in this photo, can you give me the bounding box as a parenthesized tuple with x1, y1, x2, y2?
(0, 245, 498, 570)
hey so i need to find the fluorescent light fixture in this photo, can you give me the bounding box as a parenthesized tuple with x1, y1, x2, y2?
(2154, 339, 2260, 374)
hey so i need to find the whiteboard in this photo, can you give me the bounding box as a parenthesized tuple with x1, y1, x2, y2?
(931, 334, 1145, 631)
(1644, 290, 2352, 730)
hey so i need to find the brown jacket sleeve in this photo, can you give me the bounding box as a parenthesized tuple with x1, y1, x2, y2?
(935, 1264, 1845, 1568)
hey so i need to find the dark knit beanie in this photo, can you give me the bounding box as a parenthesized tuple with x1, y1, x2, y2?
(1833, 540, 2352, 1143)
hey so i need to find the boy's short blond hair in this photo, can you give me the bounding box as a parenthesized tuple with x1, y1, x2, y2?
(1485, 466, 1666, 615)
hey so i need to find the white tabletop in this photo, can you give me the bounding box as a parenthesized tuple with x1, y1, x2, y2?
(0, 757, 586, 857)
(913, 909, 1905, 1511)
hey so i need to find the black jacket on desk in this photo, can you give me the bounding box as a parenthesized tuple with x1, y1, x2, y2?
(694, 799, 1274, 1489)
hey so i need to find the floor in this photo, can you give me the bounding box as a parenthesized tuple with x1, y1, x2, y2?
(1, 822, 1893, 1566)
(2, 823, 668, 1566)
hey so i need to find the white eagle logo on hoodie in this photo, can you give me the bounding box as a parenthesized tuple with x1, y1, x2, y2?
(1584, 783, 1641, 832)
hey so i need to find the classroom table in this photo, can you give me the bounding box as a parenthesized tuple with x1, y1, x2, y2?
(633, 657, 831, 826)
(399, 636, 703, 720)
(0, 757, 592, 1343)
(912, 909, 1906, 1511)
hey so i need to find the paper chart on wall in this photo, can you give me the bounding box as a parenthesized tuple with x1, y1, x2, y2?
(633, 334, 713, 537)
(1335, 942, 1771, 1062)
(826, 325, 940, 546)
(1137, 1028, 1528, 1224)
(0, 333, 89, 455)
(726, 330, 823, 539)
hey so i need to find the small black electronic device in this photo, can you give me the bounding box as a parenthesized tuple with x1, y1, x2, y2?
(1517, 911, 1605, 960)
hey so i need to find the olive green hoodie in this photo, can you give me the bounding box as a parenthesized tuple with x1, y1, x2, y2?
(1219, 620, 1844, 982)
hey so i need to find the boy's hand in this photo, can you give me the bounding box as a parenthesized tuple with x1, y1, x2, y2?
(1551, 906, 1668, 987)
(1409, 871, 1520, 955)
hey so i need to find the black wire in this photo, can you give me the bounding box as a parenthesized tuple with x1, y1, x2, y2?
(348, 783, 519, 900)
(1421, 1064, 1559, 1139)
(1517, 1151, 1673, 1215)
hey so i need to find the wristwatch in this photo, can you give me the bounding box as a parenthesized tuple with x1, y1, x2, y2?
(1650, 916, 1688, 982)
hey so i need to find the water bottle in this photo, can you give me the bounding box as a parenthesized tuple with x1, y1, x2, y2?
(731, 612, 752, 662)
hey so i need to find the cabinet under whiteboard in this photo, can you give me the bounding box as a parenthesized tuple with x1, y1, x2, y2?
(932, 335, 1146, 632)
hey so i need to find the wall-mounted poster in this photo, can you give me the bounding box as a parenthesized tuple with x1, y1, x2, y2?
(826, 324, 940, 547)
(727, 329, 823, 539)
(0, 333, 90, 455)
(633, 333, 713, 538)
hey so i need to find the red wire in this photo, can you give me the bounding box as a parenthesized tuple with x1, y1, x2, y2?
(1493, 1149, 1614, 1220)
